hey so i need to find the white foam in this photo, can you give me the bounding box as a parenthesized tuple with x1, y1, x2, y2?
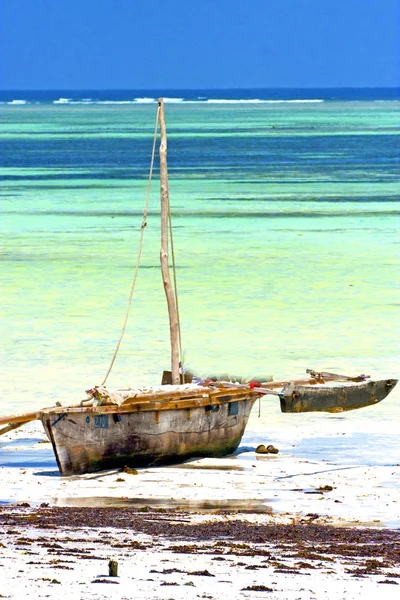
(29, 96, 327, 107)
(7, 99, 27, 105)
(206, 99, 265, 104)
(95, 100, 136, 104)
(53, 99, 138, 105)
(163, 97, 184, 103)
(205, 98, 324, 104)
(265, 99, 324, 103)
(134, 97, 157, 104)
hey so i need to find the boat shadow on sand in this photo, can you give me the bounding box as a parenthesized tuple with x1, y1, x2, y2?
(0, 437, 58, 472)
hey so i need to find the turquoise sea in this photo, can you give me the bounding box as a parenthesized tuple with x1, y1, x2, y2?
(1, 89, 399, 417)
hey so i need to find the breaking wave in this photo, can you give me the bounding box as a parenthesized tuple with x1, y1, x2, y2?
(205, 99, 324, 104)
(3, 89, 396, 106)
(7, 99, 28, 105)
(49, 97, 325, 105)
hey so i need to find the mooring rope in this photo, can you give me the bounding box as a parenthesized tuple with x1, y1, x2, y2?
(100, 106, 160, 386)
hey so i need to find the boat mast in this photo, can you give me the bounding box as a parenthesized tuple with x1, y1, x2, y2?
(158, 98, 180, 384)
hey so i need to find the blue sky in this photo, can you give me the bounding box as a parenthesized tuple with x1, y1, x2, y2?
(1, 0, 398, 89)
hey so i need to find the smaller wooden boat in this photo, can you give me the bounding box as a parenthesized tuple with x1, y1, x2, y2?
(208, 371, 398, 414)
(278, 378, 398, 413)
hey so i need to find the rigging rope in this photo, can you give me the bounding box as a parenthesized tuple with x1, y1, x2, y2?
(100, 106, 160, 386)
(168, 198, 184, 372)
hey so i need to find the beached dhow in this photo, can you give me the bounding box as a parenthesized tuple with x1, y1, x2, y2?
(0, 100, 397, 475)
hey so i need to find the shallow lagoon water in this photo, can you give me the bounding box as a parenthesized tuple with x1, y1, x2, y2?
(1, 94, 399, 523)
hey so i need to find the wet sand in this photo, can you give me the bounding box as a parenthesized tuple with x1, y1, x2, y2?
(2, 415, 400, 527)
(0, 505, 399, 599)
(1, 393, 400, 598)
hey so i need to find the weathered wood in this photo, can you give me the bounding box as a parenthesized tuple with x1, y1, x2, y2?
(306, 369, 369, 382)
(0, 411, 38, 427)
(212, 381, 281, 396)
(213, 378, 321, 391)
(280, 379, 398, 413)
(91, 383, 217, 405)
(0, 420, 33, 436)
(39, 386, 258, 416)
(0, 399, 94, 430)
(158, 98, 180, 384)
(40, 394, 257, 475)
(162, 370, 193, 385)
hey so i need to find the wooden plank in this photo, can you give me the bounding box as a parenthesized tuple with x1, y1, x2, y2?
(306, 369, 369, 382)
(90, 384, 254, 405)
(39, 389, 255, 417)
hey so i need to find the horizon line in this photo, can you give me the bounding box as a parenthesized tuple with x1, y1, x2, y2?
(1, 85, 399, 92)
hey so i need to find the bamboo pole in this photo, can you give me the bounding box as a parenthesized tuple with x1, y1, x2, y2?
(0, 411, 38, 427)
(0, 419, 34, 436)
(0, 398, 94, 433)
(158, 98, 180, 384)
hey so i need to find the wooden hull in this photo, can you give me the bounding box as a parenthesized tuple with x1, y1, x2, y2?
(40, 393, 257, 476)
(279, 378, 398, 413)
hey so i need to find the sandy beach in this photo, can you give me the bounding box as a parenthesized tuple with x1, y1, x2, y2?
(1, 92, 399, 598)
(1, 393, 399, 599)
(1, 505, 399, 599)
(2, 385, 399, 520)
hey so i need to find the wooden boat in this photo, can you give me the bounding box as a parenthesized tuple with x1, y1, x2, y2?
(0, 100, 397, 475)
(214, 372, 398, 414)
(38, 384, 258, 475)
(278, 378, 398, 413)
(1, 99, 260, 476)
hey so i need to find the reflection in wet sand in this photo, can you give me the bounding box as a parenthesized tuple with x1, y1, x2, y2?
(55, 496, 273, 512)
(171, 463, 244, 471)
